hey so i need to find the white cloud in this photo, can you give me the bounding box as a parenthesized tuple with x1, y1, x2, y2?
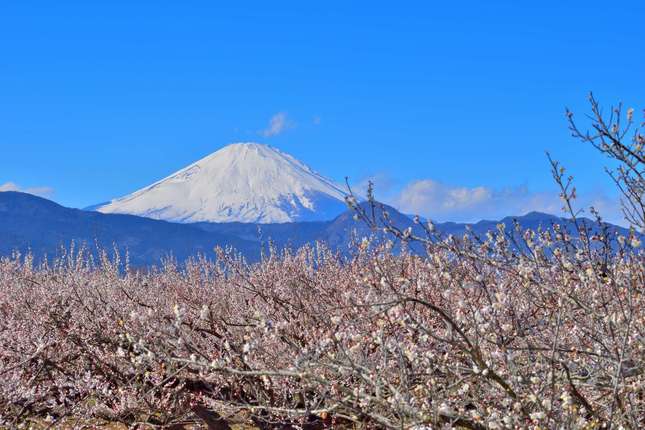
(260, 112, 294, 137)
(394, 179, 625, 224)
(0, 182, 54, 198)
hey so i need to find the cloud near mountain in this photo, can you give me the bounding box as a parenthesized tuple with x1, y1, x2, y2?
(0, 182, 54, 198)
(394, 179, 624, 225)
(356, 173, 625, 225)
(260, 112, 294, 137)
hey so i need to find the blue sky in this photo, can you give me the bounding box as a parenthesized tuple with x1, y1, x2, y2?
(1, 1, 643, 223)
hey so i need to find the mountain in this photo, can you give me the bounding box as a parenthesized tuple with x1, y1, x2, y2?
(0, 192, 637, 267)
(193, 202, 421, 252)
(194, 203, 637, 255)
(94, 143, 348, 223)
(0, 191, 260, 266)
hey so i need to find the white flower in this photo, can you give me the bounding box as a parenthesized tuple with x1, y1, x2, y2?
(404, 348, 416, 361)
(438, 402, 453, 415)
(631, 238, 641, 248)
(560, 390, 572, 406)
(199, 305, 209, 321)
(530, 411, 546, 421)
(173, 304, 185, 320)
(488, 419, 501, 429)
(541, 399, 552, 410)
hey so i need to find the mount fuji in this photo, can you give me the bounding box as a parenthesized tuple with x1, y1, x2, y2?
(94, 143, 349, 223)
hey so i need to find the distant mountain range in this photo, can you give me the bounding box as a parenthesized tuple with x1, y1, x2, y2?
(93, 143, 348, 223)
(0, 191, 635, 267)
(0, 191, 260, 266)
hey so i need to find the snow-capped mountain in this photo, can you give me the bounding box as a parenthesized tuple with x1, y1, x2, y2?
(95, 142, 348, 223)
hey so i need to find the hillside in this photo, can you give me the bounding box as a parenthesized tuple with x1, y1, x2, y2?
(0, 192, 259, 266)
(0, 192, 636, 266)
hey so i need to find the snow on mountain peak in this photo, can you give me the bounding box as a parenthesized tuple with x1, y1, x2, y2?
(95, 142, 349, 223)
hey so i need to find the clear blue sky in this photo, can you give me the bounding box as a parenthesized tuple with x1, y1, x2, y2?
(1, 1, 643, 223)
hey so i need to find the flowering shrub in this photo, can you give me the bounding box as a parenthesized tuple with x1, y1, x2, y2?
(0, 96, 643, 429)
(0, 222, 642, 429)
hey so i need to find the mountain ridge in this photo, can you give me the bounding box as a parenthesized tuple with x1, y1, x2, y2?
(1, 192, 637, 266)
(0, 191, 260, 266)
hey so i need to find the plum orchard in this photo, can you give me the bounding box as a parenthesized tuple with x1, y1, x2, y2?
(0, 230, 642, 429)
(0, 96, 643, 429)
